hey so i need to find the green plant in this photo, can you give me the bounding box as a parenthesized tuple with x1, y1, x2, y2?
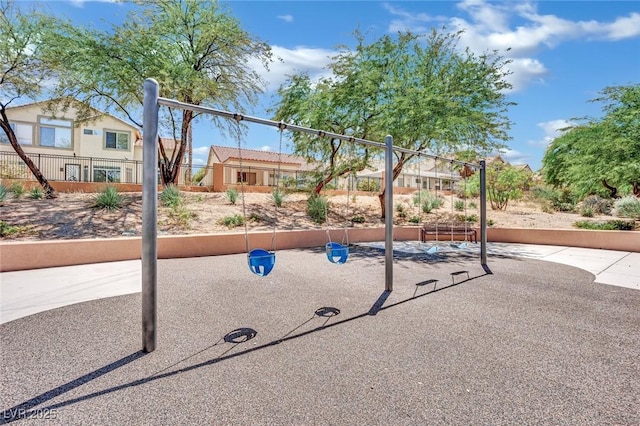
(9, 182, 25, 198)
(573, 220, 635, 230)
(487, 219, 495, 227)
(92, 186, 123, 210)
(395, 203, 407, 218)
(225, 188, 238, 205)
(454, 200, 464, 211)
(421, 196, 444, 214)
(356, 179, 380, 192)
(271, 189, 286, 208)
(408, 216, 421, 224)
(29, 187, 44, 200)
(581, 195, 612, 215)
(219, 214, 245, 228)
(351, 215, 365, 224)
(0, 184, 7, 203)
(614, 196, 640, 219)
(580, 207, 594, 217)
(469, 201, 477, 209)
(191, 167, 207, 184)
(0, 221, 20, 237)
(168, 204, 196, 228)
(307, 194, 327, 224)
(248, 212, 262, 222)
(160, 185, 182, 208)
(456, 214, 479, 223)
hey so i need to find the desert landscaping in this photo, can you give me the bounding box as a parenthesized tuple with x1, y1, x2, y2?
(0, 188, 628, 241)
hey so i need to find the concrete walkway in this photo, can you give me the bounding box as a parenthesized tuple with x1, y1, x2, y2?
(0, 243, 638, 325)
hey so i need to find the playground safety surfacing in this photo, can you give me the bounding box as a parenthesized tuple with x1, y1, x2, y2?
(1, 247, 639, 425)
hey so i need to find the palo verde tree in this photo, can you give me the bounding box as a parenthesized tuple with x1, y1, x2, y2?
(542, 84, 640, 199)
(274, 29, 513, 217)
(0, 1, 58, 198)
(43, 0, 272, 185)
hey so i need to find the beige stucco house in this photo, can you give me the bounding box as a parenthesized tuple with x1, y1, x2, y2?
(0, 99, 144, 183)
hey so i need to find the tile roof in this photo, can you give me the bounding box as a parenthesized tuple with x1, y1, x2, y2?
(210, 145, 310, 167)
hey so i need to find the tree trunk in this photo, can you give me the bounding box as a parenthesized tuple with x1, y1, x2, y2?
(0, 111, 57, 199)
(377, 154, 407, 219)
(601, 179, 618, 198)
(186, 122, 192, 185)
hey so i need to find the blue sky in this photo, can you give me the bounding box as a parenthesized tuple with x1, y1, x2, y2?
(38, 1, 640, 170)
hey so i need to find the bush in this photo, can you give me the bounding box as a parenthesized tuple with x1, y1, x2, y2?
(469, 201, 477, 209)
(160, 185, 182, 208)
(614, 196, 640, 219)
(454, 200, 464, 211)
(0, 184, 6, 203)
(0, 221, 20, 237)
(357, 179, 380, 192)
(168, 204, 196, 228)
(225, 188, 238, 205)
(395, 203, 407, 218)
(422, 196, 444, 214)
(408, 216, 421, 224)
(92, 186, 123, 210)
(581, 195, 612, 215)
(351, 215, 365, 224)
(532, 185, 577, 212)
(307, 194, 327, 224)
(29, 187, 44, 200)
(219, 214, 245, 229)
(271, 189, 286, 208)
(9, 182, 25, 198)
(573, 220, 635, 230)
(580, 207, 594, 217)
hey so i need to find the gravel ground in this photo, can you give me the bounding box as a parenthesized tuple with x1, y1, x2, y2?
(1, 248, 639, 425)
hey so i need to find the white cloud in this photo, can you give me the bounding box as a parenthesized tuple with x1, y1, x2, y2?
(260, 145, 272, 151)
(277, 15, 294, 23)
(528, 119, 575, 146)
(192, 158, 206, 166)
(251, 45, 336, 91)
(192, 146, 209, 155)
(68, 0, 119, 8)
(500, 148, 530, 165)
(386, 1, 640, 92)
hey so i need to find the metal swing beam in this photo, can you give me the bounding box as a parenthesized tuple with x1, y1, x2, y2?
(141, 78, 487, 353)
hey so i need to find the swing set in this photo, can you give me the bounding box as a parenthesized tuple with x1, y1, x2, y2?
(140, 78, 488, 352)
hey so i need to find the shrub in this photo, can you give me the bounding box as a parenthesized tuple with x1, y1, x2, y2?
(160, 185, 182, 208)
(307, 194, 327, 224)
(219, 214, 245, 229)
(580, 207, 594, 217)
(573, 220, 635, 230)
(581, 195, 612, 215)
(456, 214, 479, 223)
(29, 187, 44, 200)
(408, 216, 421, 224)
(92, 186, 123, 210)
(421, 196, 443, 214)
(271, 189, 286, 208)
(225, 188, 238, 205)
(614, 196, 640, 219)
(454, 200, 464, 211)
(351, 215, 365, 224)
(395, 203, 407, 218)
(0, 184, 6, 203)
(487, 219, 495, 227)
(357, 179, 380, 192)
(0, 221, 20, 237)
(168, 204, 196, 228)
(9, 182, 25, 198)
(469, 201, 477, 209)
(532, 185, 577, 212)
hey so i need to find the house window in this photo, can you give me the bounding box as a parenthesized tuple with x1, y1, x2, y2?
(83, 129, 101, 136)
(105, 131, 129, 150)
(39, 117, 72, 148)
(1, 123, 33, 145)
(93, 165, 121, 183)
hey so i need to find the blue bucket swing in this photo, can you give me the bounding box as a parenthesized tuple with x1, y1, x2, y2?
(324, 167, 352, 265)
(237, 118, 284, 277)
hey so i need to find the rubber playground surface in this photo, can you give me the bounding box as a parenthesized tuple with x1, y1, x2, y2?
(1, 246, 639, 425)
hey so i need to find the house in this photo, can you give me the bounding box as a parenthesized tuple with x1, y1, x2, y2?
(0, 99, 146, 183)
(205, 145, 313, 191)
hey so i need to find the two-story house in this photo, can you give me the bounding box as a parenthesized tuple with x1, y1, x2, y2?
(0, 99, 144, 184)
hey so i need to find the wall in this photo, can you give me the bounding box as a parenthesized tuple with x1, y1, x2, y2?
(1, 226, 637, 272)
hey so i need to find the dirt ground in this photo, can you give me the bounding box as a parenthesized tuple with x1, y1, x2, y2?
(0, 190, 624, 241)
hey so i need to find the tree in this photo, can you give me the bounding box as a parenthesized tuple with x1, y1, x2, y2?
(485, 163, 529, 210)
(274, 29, 513, 217)
(44, 0, 272, 185)
(542, 84, 640, 199)
(0, 1, 57, 198)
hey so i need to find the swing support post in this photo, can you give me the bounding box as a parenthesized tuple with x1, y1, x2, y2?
(479, 160, 488, 266)
(142, 78, 159, 353)
(384, 135, 394, 292)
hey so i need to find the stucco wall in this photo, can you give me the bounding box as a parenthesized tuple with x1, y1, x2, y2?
(1, 226, 637, 272)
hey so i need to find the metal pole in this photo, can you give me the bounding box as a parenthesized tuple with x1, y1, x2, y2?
(479, 160, 487, 266)
(142, 78, 159, 353)
(384, 135, 394, 291)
